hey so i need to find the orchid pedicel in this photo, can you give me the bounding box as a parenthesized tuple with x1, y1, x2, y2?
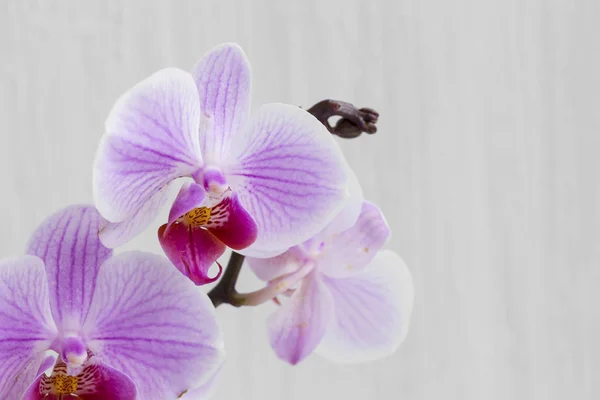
(0, 42, 414, 399)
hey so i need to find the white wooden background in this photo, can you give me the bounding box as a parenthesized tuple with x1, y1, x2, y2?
(1, 1, 598, 399)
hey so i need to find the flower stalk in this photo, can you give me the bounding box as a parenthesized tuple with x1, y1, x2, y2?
(207, 252, 247, 307)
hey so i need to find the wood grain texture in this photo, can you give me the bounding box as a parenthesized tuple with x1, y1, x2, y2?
(1, 1, 598, 399)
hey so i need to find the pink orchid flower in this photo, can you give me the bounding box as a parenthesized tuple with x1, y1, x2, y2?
(0, 206, 224, 399)
(93, 43, 350, 286)
(247, 199, 414, 365)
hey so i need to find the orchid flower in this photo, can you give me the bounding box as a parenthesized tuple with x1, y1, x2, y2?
(0, 205, 224, 399)
(247, 201, 414, 365)
(93, 42, 350, 286)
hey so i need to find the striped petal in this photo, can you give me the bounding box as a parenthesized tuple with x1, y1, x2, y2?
(192, 43, 251, 164)
(99, 183, 175, 248)
(267, 272, 334, 365)
(83, 252, 225, 399)
(227, 103, 349, 255)
(94, 68, 203, 223)
(26, 206, 112, 331)
(0, 256, 56, 399)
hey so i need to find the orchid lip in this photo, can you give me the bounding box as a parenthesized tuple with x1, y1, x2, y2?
(159, 184, 258, 286)
(31, 355, 138, 399)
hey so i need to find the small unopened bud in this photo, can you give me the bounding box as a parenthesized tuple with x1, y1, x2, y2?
(306, 100, 379, 138)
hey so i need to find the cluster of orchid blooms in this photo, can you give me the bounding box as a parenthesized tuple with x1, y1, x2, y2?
(0, 43, 414, 399)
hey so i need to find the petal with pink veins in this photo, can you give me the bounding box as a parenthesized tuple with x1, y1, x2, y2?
(99, 182, 176, 248)
(227, 103, 350, 255)
(83, 252, 224, 399)
(26, 205, 112, 331)
(316, 250, 414, 364)
(0, 256, 56, 399)
(267, 272, 334, 365)
(94, 68, 203, 223)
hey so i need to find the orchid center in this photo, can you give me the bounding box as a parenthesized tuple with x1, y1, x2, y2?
(178, 165, 236, 230)
(300, 239, 328, 258)
(180, 166, 233, 229)
(195, 165, 229, 197)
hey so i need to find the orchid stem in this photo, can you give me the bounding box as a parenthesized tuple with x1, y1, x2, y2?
(207, 99, 378, 308)
(208, 252, 246, 308)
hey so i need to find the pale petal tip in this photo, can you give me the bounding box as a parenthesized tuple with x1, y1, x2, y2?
(194, 42, 251, 76)
(208, 42, 247, 57)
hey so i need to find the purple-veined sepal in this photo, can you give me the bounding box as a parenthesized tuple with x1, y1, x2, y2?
(267, 271, 334, 365)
